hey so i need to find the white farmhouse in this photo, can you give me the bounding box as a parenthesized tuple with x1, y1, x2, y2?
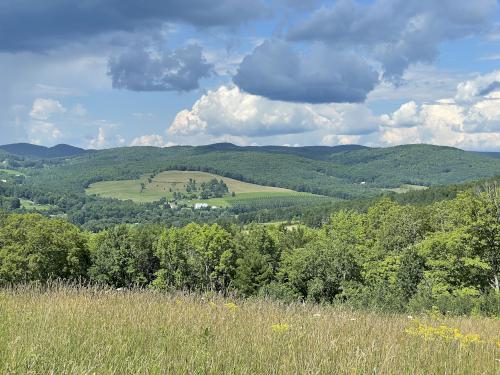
(194, 203, 209, 209)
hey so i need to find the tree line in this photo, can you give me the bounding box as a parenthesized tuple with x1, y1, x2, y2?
(0, 188, 498, 316)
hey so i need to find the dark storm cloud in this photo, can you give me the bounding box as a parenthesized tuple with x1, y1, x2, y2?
(0, 0, 269, 52)
(232, 0, 496, 104)
(108, 44, 213, 92)
(233, 40, 379, 104)
(287, 0, 497, 79)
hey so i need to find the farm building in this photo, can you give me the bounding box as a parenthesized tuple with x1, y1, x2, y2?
(194, 203, 209, 209)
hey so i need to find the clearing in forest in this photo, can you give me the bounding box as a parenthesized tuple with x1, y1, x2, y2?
(86, 170, 311, 205)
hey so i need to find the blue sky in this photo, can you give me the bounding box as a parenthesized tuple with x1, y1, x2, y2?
(1, 0, 500, 150)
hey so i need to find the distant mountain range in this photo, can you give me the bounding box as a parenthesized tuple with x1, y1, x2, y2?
(1, 141, 499, 161)
(0, 143, 88, 158)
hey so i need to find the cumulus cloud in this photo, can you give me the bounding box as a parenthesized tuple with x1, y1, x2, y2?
(130, 134, 166, 147)
(108, 43, 213, 92)
(168, 86, 380, 139)
(287, 0, 497, 80)
(376, 71, 500, 149)
(0, 0, 269, 52)
(233, 40, 379, 103)
(29, 99, 66, 120)
(381, 101, 420, 128)
(27, 122, 63, 145)
(322, 134, 362, 146)
(462, 94, 500, 133)
(169, 71, 500, 151)
(455, 71, 500, 103)
(88, 128, 107, 149)
(25, 98, 66, 145)
(24, 98, 124, 148)
(87, 126, 125, 149)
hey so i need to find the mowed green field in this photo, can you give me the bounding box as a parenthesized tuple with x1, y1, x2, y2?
(86, 170, 314, 205)
(20, 198, 55, 211)
(0, 168, 25, 176)
(383, 184, 429, 194)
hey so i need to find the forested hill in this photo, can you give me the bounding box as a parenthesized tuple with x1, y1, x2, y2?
(0, 143, 88, 158)
(195, 143, 368, 160)
(5, 142, 497, 200)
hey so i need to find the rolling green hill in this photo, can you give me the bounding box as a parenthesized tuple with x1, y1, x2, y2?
(23, 143, 500, 199)
(0, 143, 88, 158)
(2, 142, 500, 229)
(86, 170, 318, 206)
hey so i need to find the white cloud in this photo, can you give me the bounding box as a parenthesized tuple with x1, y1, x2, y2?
(21, 98, 124, 148)
(29, 98, 66, 120)
(367, 64, 469, 103)
(322, 134, 362, 146)
(24, 98, 66, 146)
(168, 85, 379, 139)
(167, 73, 500, 150)
(381, 101, 420, 128)
(88, 127, 107, 149)
(455, 71, 500, 103)
(87, 124, 125, 149)
(130, 134, 166, 147)
(376, 71, 500, 150)
(28, 121, 62, 145)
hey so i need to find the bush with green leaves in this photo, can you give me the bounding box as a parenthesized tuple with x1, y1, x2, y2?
(0, 213, 89, 284)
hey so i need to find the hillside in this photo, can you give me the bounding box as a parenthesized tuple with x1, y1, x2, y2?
(2, 142, 500, 229)
(0, 143, 88, 158)
(196, 143, 368, 160)
(24, 143, 500, 199)
(85, 170, 321, 205)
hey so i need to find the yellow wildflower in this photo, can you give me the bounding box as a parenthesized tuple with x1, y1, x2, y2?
(271, 323, 290, 333)
(405, 321, 482, 346)
(224, 302, 239, 312)
(459, 334, 481, 347)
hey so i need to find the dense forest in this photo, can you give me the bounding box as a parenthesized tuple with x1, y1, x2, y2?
(1, 185, 498, 316)
(2, 143, 500, 230)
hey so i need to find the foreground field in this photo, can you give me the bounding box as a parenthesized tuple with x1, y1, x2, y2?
(86, 170, 319, 205)
(0, 287, 498, 374)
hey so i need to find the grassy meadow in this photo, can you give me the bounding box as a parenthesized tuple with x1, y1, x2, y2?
(19, 198, 55, 211)
(0, 286, 498, 374)
(85, 170, 319, 206)
(0, 169, 25, 176)
(382, 184, 429, 194)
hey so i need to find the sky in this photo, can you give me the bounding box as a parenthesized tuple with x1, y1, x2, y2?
(1, 0, 500, 150)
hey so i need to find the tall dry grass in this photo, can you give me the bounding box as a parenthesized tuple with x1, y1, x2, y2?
(0, 284, 498, 374)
